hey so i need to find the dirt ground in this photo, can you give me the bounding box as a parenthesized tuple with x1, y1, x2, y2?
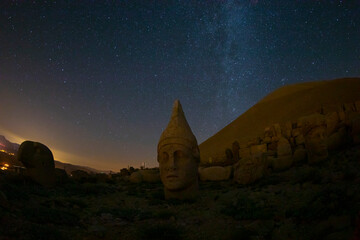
(1, 146, 359, 240)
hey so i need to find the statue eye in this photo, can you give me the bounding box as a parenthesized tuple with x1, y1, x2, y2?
(174, 150, 185, 159)
(160, 152, 169, 162)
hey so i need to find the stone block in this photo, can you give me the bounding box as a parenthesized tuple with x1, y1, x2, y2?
(247, 137, 260, 147)
(239, 147, 251, 159)
(271, 155, 293, 172)
(272, 123, 282, 137)
(233, 154, 267, 185)
(292, 128, 301, 137)
(325, 111, 340, 135)
(344, 102, 356, 112)
(263, 136, 272, 144)
(355, 100, 360, 112)
(327, 127, 348, 151)
(271, 136, 279, 142)
(140, 169, 160, 183)
(338, 111, 346, 122)
(264, 127, 273, 137)
(198, 166, 232, 181)
(267, 142, 278, 151)
(282, 121, 292, 139)
(129, 171, 142, 183)
(293, 148, 307, 164)
(250, 144, 267, 155)
(295, 134, 305, 146)
(351, 116, 360, 145)
(277, 137, 292, 156)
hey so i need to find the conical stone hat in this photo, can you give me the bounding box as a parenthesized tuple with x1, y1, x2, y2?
(158, 100, 198, 151)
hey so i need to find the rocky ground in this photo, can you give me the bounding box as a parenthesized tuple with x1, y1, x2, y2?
(0, 146, 359, 240)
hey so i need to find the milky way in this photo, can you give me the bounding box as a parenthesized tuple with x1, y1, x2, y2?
(0, 1, 359, 170)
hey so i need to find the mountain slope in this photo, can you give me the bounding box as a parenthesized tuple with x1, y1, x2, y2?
(199, 78, 360, 162)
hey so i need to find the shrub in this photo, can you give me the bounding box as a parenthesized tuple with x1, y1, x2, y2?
(137, 223, 183, 240)
(22, 205, 79, 226)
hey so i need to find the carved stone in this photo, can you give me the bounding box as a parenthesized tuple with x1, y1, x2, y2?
(157, 100, 199, 200)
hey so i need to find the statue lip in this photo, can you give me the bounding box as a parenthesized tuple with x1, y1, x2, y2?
(166, 174, 178, 179)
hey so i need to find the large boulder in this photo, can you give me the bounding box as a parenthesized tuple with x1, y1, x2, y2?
(139, 169, 160, 183)
(277, 137, 292, 157)
(327, 127, 348, 151)
(292, 147, 307, 164)
(129, 171, 143, 183)
(233, 154, 268, 185)
(325, 112, 340, 136)
(250, 144, 267, 156)
(17, 141, 56, 187)
(351, 115, 360, 145)
(198, 166, 232, 181)
(239, 147, 251, 159)
(271, 155, 293, 172)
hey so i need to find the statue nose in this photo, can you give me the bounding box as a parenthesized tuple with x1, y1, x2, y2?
(167, 155, 177, 170)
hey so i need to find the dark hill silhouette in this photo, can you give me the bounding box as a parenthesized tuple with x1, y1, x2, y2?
(199, 77, 360, 163)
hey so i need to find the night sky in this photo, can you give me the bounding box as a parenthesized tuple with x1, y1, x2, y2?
(1, 0, 359, 171)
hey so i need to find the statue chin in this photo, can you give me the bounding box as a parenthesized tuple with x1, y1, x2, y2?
(164, 180, 198, 200)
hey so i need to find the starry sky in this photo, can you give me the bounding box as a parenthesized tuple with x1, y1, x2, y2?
(0, 0, 359, 171)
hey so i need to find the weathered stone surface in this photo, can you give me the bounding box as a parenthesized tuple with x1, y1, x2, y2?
(289, 137, 296, 148)
(327, 127, 348, 151)
(139, 169, 160, 183)
(267, 141, 278, 151)
(294, 134, 305, 146)
(271, 136, 279, 142)
(338, 111, 346, 122)
(299, 114, 328, 164)
(250, 144, 267, 156)
(271, 155, 293, 171)
(239, 147, 251, 159)
(198, 166, 232, 181)
(292, 128, 301, 137)
(232, 141, 240, 163)
(293, 148, 307, 164)
(233, 153, 268, 185)
(264, 127, 273, 138)
(344, 102, 356, 112)
(129, 171, 142, 183)
(225, 148, 233, 161)
(157, 100, 199, 200)
(247, 137, 260, 147)
(282, 121, 292, 139)
(272, 123, 282, 137)
(326, 112, 340, 135)
(263, 136, 272, 144)
(17, 141, 56, 187)
(355, 100, 360, 112)
(277, 137, 292, 157)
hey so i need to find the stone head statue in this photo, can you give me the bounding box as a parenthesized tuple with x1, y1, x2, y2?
(300, 114, 328, 164)
(157, 100, 199, 200)
(17, 141, 56, 187)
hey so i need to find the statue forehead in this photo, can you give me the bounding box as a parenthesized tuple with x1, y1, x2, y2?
(158, 143, 192, 152)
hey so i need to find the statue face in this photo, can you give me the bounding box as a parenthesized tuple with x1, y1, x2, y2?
(305, 126, 328, 161)
(158, 144, 198, 191)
